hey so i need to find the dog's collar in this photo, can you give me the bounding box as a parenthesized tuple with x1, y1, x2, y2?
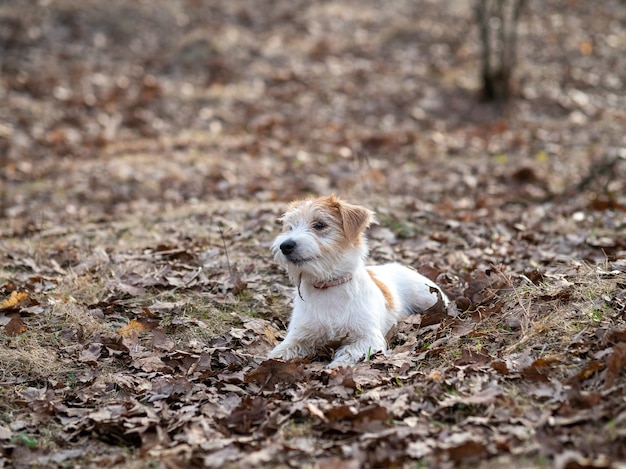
(313, 274, 353, 290)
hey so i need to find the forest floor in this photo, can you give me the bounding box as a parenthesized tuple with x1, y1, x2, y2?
(1, 0, 626, 467)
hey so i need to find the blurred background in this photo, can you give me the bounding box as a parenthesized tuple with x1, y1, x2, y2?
(0, 0, 624, 231)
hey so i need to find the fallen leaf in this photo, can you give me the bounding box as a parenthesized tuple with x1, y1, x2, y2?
(325, 404, 388, 425)
(317, 457, 361, 469)
(463, 270, 509, 308)
(4, 315, 27, 336)
(491, 361, 510, 374)
(604, 342, 626, 388)
(454, 348, 492, 366)
(420, 287, 450, 326)
(306, 402, 328, 422)
(328, 366, 357, 390)
(526, 379, 564, 402)
(149, 376, 194, 401)
(37, 449, 86, 465)
(88, 406, 127, 422)
(264, 325, 278, 345)
(445, 439, 489, 463)
(221, 396, 267, 434)
(132, 355, 173, 373)
(152, 329, 175, 351)
(438, 383, 501, 408)
(79, 342, 103, 363)
(244, 359, 305, 390)
(118, 319, 155, 338)
(0, 425, 12, 440)
(0, 291, 29, 309)
(565, 360, 604, 385)
(521, 356, 561, 382)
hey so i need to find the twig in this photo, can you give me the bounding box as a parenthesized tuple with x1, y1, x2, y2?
(218, 222, 232, 276)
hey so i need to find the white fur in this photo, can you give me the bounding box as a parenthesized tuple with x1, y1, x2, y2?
(268, 195, 449, 368)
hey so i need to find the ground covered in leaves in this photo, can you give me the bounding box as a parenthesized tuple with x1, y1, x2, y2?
(1, 0, 626, 467)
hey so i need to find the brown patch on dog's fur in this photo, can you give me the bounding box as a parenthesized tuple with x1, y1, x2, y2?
(319, 195, 373, 244)
(367, 269, 394, 311)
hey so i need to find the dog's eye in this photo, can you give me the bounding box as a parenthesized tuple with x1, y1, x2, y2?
(312, 221, 327, 231)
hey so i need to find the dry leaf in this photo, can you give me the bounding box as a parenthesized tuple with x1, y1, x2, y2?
(604, 342, 626, 388)
(245, 359, 305, 390)
(79, 342, 103, 363)
(132, 355, 173, 373)
(0, 425, 12, 440)
(118, 319, 156, 338)
(152, 329, 175, 351)
(4, 315, 27, 336)
(0, 291, 29, 310)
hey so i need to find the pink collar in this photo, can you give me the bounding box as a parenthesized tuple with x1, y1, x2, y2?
(313, 274, 353, 290)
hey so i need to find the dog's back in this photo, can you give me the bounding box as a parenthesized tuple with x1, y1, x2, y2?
(366, 263, 447, 316)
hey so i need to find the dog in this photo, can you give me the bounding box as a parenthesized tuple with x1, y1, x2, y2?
(268, 194, 449, 368)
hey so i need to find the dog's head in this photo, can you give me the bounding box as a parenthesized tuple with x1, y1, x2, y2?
(272, 195, 374, 282)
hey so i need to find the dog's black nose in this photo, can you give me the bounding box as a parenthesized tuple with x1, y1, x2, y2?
(280, 239, 296, 255)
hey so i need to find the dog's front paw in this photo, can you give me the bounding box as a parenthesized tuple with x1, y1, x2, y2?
(326, 347, 364, 369)
(268, 342, 312, 361)
(327, 340, 386, 369)
(326, 357, 357, 369)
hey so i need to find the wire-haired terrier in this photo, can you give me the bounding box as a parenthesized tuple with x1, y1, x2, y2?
(268, 194, 449, 368)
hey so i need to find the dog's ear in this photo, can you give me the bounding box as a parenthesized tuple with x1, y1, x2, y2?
(339, 201, 374, 243)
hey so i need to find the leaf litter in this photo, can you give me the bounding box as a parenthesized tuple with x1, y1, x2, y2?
(1, 0, 626, 467)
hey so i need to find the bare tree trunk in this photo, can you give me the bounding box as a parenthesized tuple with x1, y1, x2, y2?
(475, 0, 527, 102)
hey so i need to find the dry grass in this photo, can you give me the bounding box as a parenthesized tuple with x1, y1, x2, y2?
(408, 260, 624, 387)
(0, 336, 71, 383)
(0, 270, 112, 381)
(485, 261, 623, 373)
(0, 202, 278, 391)
(159, 295, 242, 347)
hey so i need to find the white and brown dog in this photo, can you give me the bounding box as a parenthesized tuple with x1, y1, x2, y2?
(268, 194, 449, 368)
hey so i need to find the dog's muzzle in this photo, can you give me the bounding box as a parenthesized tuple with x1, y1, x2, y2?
(279, 239, 311, 264)
(280, 239, 297, 256)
